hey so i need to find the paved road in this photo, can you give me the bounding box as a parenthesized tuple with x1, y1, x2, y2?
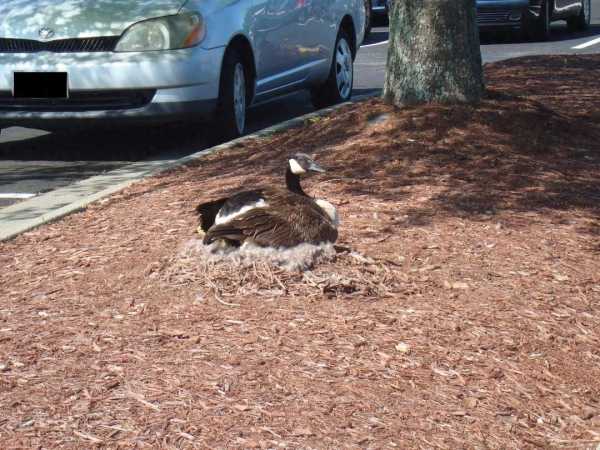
(2, 5, 600, 209)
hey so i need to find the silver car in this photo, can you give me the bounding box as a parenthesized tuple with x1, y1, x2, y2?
(0, 0, 365, 138)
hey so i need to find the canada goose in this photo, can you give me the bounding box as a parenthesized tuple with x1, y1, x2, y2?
(196, 153, 339, 248)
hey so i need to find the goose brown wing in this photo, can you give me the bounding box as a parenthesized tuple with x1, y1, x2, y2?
(204, 206, 337, 248)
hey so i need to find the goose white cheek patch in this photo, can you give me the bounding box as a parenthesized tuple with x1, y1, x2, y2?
(215, 199, 268, 225)
(289, 159, 306, 175)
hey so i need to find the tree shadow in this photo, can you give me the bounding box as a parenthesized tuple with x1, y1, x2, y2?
(171, 102, 375, 201)
(162, 56, 600, 243)
(337, 56, 600, 232)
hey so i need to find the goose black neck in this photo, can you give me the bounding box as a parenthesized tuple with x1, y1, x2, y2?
(285, 167, 306, 196)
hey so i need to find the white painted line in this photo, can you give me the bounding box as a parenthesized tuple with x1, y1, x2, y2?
(362, 40, 389, 48)
(0, 193, 36, 200)
(573, 36, 600, 50)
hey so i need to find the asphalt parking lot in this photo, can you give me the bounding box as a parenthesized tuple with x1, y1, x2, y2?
(1, 6, 600, 210)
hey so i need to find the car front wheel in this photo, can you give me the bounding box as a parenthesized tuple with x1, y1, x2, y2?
(310, 29, 354, 109)
(216, 48, 248, 140)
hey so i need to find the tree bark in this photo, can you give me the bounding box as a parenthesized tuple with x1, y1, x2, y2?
(383, 0, 484, 107)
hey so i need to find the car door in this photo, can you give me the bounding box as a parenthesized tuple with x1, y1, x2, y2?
(252, 0, 306, 96)
(296, 0, 333, 78)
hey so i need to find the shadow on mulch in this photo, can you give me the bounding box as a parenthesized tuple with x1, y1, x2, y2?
(176, 55, 600, 237)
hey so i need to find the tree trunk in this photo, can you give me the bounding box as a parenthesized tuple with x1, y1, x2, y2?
(383, 0, 484, 107)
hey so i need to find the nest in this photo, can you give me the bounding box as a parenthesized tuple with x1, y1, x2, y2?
(159, 238, 399, 304)
(183, 238, 336, 271)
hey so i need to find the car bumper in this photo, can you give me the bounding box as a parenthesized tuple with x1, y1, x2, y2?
(0, 99, 218, 129)
(0, 45, 224, 128)
(477, 1, 542, 29)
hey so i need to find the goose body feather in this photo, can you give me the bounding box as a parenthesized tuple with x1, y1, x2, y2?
(202, 188, 337, 248)
(195, 154, 338, 249)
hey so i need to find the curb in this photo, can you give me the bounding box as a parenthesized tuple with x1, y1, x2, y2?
(0, 92, 379, 242)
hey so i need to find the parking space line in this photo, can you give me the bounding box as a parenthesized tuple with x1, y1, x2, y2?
(362, 40, 389, 48)
(573, 36, 600, 49)
(0, 193, 36, 200)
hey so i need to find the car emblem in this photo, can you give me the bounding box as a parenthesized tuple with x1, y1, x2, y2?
(38, 27, 55, 41)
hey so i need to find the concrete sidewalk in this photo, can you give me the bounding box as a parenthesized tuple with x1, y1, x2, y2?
(0, 158, 178, 241)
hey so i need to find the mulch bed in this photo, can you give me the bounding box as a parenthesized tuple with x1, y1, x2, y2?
(1, 55, 600, 449)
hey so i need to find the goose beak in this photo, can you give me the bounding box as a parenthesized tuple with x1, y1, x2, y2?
(309, 161, 326, 173)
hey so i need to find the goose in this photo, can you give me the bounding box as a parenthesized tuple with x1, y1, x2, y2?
(195, 153, 339, 249)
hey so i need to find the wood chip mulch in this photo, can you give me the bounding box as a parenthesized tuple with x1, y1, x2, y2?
(1, 55, 600, 449)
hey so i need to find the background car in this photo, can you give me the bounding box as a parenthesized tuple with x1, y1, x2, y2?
(364, 0, 590, 42)
(0, 0, 365, 139)
(477, 0, 591, 40)
(364, 0, 389, 37)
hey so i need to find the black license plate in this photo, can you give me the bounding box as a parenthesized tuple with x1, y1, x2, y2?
(13, 72, 68, 99)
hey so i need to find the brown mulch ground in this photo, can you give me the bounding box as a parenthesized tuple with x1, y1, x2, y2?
(1, 55, 600, 449)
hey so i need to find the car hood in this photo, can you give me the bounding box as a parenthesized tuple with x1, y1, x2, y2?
(0, 0, 188, 40)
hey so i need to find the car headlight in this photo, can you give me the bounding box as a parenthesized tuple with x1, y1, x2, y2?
(115, 13, 206, 52)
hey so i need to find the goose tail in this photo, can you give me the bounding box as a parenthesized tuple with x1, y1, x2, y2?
(196, 198, 227, 232)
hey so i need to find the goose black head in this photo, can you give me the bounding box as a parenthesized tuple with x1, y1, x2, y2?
(288, 153, 325, 176)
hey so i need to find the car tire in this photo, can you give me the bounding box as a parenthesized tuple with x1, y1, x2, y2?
(364, 0, 373, 39)
(567, 0, 590, 31)
(527, 0, 551, 41)
(310, 29, 354, 110)
(215, 47, 248, 141)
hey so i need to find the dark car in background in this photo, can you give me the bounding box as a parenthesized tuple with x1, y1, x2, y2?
(371, 0, 389, 16)
(364, 0, 591, 42)
(477, 0, 591, 40)
(364, 0, 388, 36)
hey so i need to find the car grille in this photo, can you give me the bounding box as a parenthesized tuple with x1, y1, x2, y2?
(0, 36, 120, 53)
(0, 90, 156, 112)
(477, 9, 512, 24)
